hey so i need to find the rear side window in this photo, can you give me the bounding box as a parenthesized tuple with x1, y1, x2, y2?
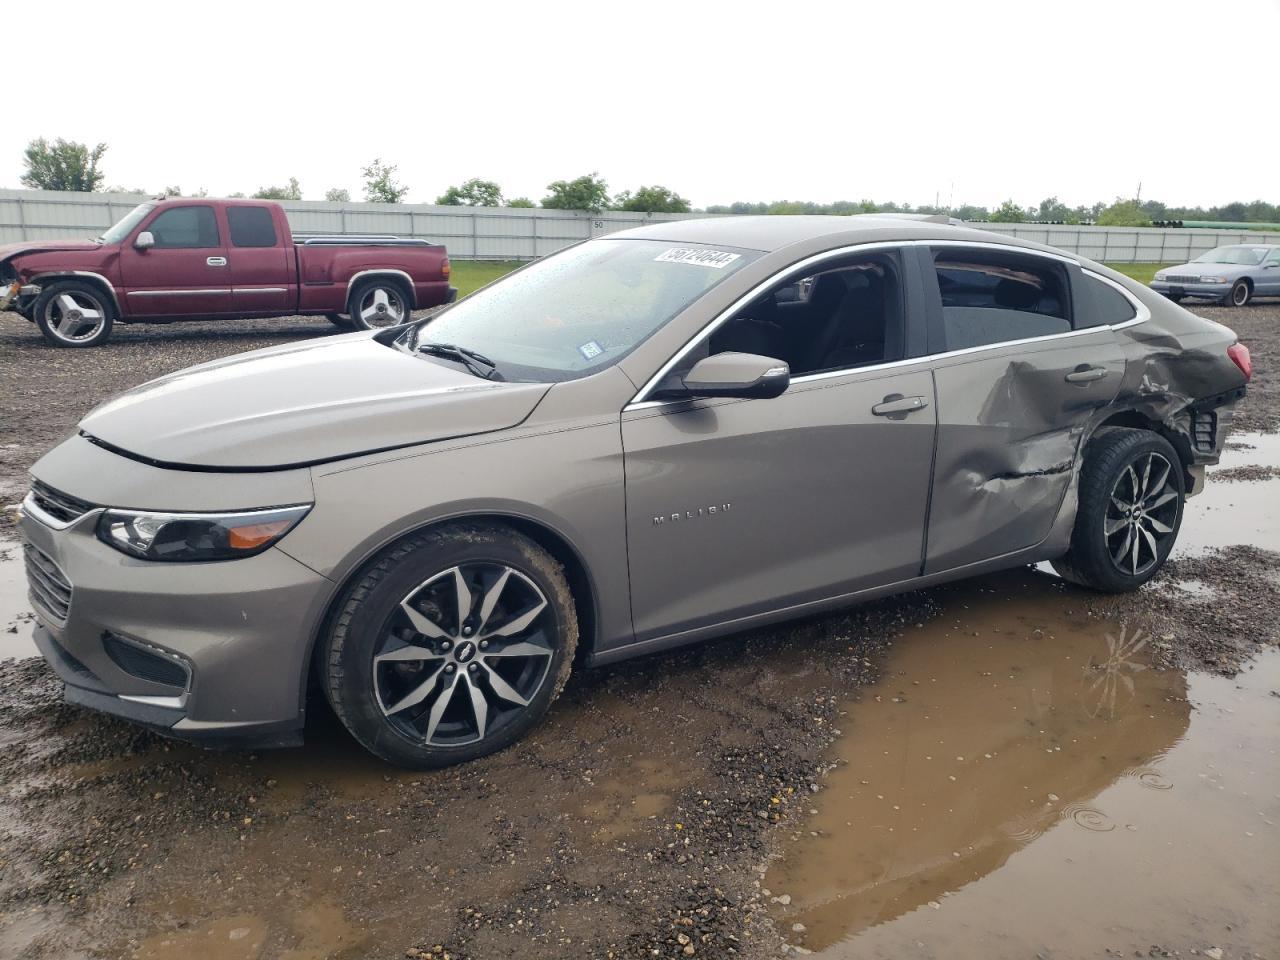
(932, 253, 1070, 351)
(147, 206, 219, 248)
(227, 206, 278, 248)
(1081, 274, 1136, 325)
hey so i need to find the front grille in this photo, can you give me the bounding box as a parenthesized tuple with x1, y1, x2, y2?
(24, 542, 73, 622)
(103, 634, 190, 689)
(29, 480, 96, 526)
(1166, 275, 1202, 284)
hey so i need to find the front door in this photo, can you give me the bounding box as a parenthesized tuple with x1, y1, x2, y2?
(1258, 247, 1280, 296)
(119, 204, 230, 317)
(921, 246, 1125, 574)
(621, 247, 936, 644)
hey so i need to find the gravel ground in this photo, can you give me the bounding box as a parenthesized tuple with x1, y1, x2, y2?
(0, 302, 1278, 959)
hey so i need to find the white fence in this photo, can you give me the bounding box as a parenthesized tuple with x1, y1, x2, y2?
(1, 188, 1275, 263)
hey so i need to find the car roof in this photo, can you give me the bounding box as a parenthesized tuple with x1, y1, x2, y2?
(606, 214, 1014, 253)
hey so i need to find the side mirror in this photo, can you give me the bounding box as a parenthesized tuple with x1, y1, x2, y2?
(674, 352, 790, 400)
(134, 231, 155, 250)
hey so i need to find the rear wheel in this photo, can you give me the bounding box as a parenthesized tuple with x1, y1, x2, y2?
(347, 278, 413, 330)
(33, 280, 115, 347)
(325, 312, 355, 330)
(324, 523, 577, 768)
(1051, 428, 1184, 592)
(1226, 279, 1251, 307)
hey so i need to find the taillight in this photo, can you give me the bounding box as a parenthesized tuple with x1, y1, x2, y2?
(1227, 342, 1252, 381)
(441, 257, 451, 279)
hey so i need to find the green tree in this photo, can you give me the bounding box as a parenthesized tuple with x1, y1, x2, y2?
(436, 178, 503, 206)
(988, 199, 1029, 223)
(21, 137, 107, 191)
(362, 158, 409, 203)
(1036, 196, 1072, 222)
(324, 187, 351, 202)
(613, 185, 691, 213)
(507, 196, 535, 208)
(253, 177, 302, 200)
(1096, 199, 1150, 227)
(541, 172, 610, 213)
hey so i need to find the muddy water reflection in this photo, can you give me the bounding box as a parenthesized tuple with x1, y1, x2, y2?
(766, 570, 1280, 956)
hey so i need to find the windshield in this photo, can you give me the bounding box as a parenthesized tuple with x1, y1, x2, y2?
(408, 239, 760, 382)
(100, 203, 155, 244)
(1193, 245, 1268, 265)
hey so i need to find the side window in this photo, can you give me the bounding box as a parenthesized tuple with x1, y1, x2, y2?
(227, 206, 278, 248)
(147, 206, 220, 249)
(1265, 248, 1280, 265)
(693, 253, 905, 378)
(932, 252, 1070, 350)
(1081, 274, 1136, 325)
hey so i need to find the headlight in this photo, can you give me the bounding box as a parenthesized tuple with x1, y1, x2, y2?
(1199, 276, 1228, 283)
(97, 505, 311, 562)
(1154, 272, 1168, 281)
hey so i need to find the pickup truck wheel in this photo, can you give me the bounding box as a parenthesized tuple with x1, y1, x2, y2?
(325, 312, 356, 329)
(324, 522, 577, 768)
(348, 278, 412, 330)
(33, 280, 115, 347)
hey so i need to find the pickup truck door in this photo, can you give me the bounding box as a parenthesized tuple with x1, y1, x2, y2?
(225, 205, 294, 313)
(119, 204, 231, 317)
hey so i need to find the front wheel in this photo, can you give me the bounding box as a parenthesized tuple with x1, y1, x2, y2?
(324, 523, 578, 768)
(1226, 279, 1251, 308)
(1052, 428, 1185, 592)
(33, 280, 115, 347)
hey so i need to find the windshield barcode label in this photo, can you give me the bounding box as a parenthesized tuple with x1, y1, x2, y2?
(655, 248, 742, 269)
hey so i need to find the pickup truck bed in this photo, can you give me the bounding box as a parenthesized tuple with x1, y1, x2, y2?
(0, 198, 456, 347)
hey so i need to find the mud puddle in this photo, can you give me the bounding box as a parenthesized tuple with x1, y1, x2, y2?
(1177, 431, 1280, 554)
(0, 538, 36, 659)
(764, 570, 1279, 957)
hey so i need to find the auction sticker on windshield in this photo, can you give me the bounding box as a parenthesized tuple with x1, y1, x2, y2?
(654, 248, 742, 269)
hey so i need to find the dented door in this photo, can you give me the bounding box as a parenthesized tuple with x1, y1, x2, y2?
(923, 330, 1124, 574)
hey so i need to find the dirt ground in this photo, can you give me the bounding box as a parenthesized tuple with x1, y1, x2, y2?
(0, 303, 1278, 960)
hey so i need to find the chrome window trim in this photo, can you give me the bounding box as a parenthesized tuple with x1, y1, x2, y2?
(625, 238, 1100, 411)
(126, 288, 232, 297)
(1080, 268, 1151, 330)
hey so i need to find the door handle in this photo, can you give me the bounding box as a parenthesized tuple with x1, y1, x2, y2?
(206, 256, 227, 267)
(872, 394, 929, 417)
(1065, 365, 1108, 384)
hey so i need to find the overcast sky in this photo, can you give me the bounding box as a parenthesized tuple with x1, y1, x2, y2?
(5, 0, 1276, 210)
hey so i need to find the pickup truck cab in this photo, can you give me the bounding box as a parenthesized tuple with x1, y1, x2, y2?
(0, 198, 456, 347)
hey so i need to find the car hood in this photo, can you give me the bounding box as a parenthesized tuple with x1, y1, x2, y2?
(1160, 261, 1247, 276)
(0, 238, 104, 263)
(80, 334, 551, 470)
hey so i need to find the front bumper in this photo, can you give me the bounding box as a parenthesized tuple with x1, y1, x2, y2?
(19, 498, 334, 747)
(1150, 279, 1230, 300)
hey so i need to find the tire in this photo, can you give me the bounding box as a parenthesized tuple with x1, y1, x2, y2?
(324, 522, 578, 768)
(325, 312, 355, 330)
(347, 277, 413, 331)
(1051, 428, 1185, 593)
(1166, 294, 1184, 303)
(1226, 279, 1251, 308)
(33, 280, 115, 347)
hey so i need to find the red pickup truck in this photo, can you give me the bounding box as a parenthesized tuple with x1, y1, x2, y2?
(0, 197, 456, 347)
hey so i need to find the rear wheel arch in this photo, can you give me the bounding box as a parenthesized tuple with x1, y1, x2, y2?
(304, 512, 600, 709)
(1087, 407, 1195, 486)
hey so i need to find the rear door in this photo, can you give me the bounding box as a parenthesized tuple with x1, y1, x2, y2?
(119, 204, 230, 317)
(921, 244, 1125, 574)
(226, 205, 293, 313)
